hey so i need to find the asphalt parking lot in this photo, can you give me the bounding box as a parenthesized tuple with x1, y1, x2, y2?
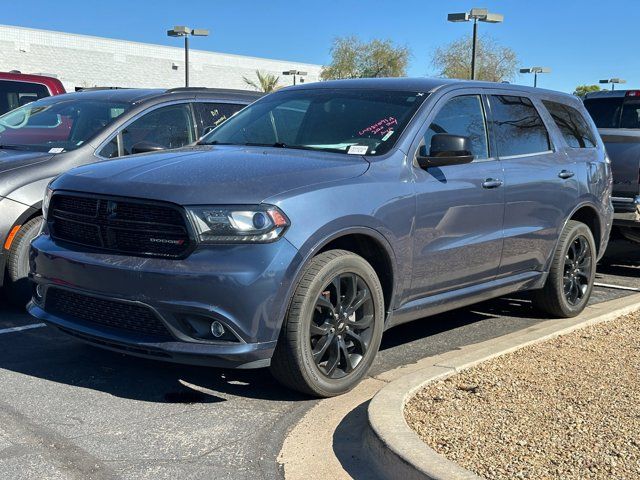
(0, 240, 638, 480)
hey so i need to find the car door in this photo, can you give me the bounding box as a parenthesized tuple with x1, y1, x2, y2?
(97, 103, 195, 159)
(408, 92, 505, 300)
(488, 93, 580, 277)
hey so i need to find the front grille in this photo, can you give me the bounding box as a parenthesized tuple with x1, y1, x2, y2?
(48, 193, 191, 258)
(46, 288, 173, 340)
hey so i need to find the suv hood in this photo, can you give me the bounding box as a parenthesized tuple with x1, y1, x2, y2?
(0, 149, 53, 174)
(53, 146, 369, 205)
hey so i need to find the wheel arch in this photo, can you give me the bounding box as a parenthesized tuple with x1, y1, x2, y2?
(279, 227, 398, 330)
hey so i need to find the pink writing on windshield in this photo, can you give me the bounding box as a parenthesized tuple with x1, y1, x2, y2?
(358, 117, 398, 137)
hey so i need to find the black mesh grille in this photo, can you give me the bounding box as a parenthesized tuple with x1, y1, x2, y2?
(48, 194, 191, 258)
(46, 288, 173, 340)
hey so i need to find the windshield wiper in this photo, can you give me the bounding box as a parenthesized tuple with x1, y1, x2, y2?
(243, 142, 288, 148)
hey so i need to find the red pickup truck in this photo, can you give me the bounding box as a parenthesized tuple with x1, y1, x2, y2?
(0, 71, 66, 115)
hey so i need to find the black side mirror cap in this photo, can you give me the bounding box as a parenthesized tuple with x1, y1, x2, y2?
(416, 134, 475, 168)
(131, 141, 165, 155)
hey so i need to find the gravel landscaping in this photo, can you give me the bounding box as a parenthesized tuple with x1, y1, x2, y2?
(405, 312, 640, 480)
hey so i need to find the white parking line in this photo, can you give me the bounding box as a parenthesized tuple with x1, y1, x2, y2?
(0, 323, 47, 335)
(594, 282, 640, 292)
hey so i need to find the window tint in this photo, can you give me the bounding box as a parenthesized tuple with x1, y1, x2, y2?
(0, 80, 49, 114)
(490, 95, 550, 156)
(620, 99, 640, 129)
(543, 100, 596, 148)
(193, 102, 245, 137)
(424, 95, 488, 159)
(120, 104, 194, 156)
(583, 97, 623, 128)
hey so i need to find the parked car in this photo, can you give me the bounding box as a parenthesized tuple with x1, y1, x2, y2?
(28, 78, 613, 397)
(583, 89, 640, 242)
(0, 71, 66, 115)
(0, 87, 261, 304)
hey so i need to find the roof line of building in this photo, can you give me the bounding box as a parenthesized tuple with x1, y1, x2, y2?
(0, 23, 323, 69)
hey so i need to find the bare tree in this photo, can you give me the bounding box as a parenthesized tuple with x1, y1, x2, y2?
(431, 35, 518, 82)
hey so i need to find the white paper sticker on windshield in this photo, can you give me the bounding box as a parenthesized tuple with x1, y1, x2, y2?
(48, 148, 64, 154)
(347, 145, 369, 155)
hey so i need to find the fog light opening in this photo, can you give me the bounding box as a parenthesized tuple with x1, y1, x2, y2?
(210, 321, 225, 338)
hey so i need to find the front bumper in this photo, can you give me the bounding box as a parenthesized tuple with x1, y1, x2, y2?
(612, 195, 640, 225)
(28, 234, 302, 368)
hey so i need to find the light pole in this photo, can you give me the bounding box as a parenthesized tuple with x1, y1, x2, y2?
(447, 8, 504, 80)
(520, 67, 551, 87)
(167, 26, 210, 87)
(599, 78, 626, 91)
(282, 70, 307, 86)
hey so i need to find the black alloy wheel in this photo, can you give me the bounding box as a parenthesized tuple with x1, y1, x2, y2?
(310, 273, 375, 379)
(563, 234, 592, 306)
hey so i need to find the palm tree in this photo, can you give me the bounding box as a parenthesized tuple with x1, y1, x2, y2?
(243, 70, 280, 93)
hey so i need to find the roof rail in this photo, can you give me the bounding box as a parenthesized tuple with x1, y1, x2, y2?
(164, 86, 262, 95)
(75, 86, 130, 92)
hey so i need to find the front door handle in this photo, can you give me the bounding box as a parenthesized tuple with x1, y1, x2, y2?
(482, 178, 503, 189)
(558, 170, 575, 179)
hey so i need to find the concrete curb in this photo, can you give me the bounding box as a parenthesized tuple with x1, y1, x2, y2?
(364, 293, 640, 480)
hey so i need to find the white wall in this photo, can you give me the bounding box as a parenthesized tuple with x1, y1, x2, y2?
(0, 25, 322, 92)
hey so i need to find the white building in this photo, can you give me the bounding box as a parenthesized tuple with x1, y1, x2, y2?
(0, 24, 322, 92)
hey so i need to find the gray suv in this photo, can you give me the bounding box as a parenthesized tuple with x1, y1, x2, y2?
(0, 87, 261, 303)
(28, 78, 613, 397)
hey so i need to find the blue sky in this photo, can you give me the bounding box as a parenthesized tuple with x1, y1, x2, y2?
(3, 0, 637, 93)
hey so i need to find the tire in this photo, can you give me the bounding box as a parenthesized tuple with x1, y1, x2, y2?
(270, 249, 385, 397)
(532, 220, 596, 318)
(4, 216, 42, 307)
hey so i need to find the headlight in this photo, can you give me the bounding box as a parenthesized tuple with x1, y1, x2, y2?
(42, 185, 53, 220)
(186, 205, 289, 243)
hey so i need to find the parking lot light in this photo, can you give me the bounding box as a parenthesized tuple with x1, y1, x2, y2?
(599, 78, 627, 91)
(167, 26, 210, 87)
(282, 70, 307, 86)
(520, 67, 551, 87)
(447, 8, 504, 80)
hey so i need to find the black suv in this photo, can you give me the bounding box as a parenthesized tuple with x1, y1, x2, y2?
(0, 87, 261, 303)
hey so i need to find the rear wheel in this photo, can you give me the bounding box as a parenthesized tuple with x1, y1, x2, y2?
(4, 217, 42, 307)
(270, 249, 385, 397)
(532, 220, 596, 318)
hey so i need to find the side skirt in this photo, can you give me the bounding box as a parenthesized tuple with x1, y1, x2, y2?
(385, 271, 546, 330)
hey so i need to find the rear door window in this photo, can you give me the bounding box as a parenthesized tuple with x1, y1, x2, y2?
(193, 102, 246, 137)
(542, 100, 597, 148)
(490, 95, 551, 157)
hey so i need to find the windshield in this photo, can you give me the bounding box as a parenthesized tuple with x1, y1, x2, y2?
(201, 89, 428, 156)
(0, 98, 131, 152)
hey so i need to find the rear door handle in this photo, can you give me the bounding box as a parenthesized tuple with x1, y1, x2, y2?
(558, 170, 575, 179)
(482, 178, 503, 189)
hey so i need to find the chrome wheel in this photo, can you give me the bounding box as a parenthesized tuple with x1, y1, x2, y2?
(310, 273, 375, 379)
(563, 234, 592, 306)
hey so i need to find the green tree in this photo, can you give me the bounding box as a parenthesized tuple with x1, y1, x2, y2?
(573, 84, 601, 97)
(243, 70, 280, 93)
(431, 35, 518, 82)
(321, 36, 410, 80)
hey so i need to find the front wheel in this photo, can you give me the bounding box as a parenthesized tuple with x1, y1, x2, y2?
(4, 216, 43, 307)
(270, 249, 385, 397)
(532, 220, 596, 318)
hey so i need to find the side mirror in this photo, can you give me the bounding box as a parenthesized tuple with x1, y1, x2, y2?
(131, 141, 165, 155)
(416, 134, 474, 169)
